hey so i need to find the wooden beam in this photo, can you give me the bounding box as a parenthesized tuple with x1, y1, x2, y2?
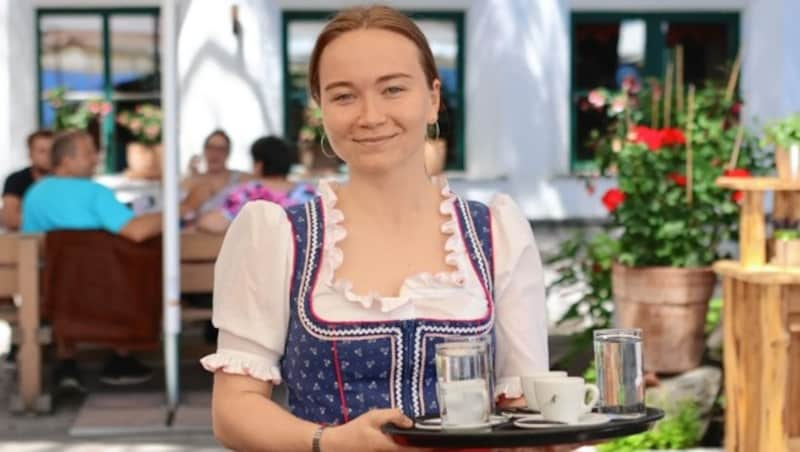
(739, 191, 766, 266)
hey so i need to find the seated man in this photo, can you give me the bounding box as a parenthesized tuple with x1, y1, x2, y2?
(1, 129, 53, 230)
(22, 130, 203, 390)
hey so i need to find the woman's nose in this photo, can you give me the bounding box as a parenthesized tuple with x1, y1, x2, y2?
(357, 94, 387, 128)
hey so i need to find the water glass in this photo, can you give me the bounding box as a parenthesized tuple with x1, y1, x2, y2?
(593, 328, 645, 417)
(435, 341, 492, 429)
(442, 334, 495, 411)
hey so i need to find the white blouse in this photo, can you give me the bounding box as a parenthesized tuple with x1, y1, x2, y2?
(201, 178, 549, 397)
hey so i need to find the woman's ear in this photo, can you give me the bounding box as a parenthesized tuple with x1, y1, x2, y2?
(429, 79, 441, 123)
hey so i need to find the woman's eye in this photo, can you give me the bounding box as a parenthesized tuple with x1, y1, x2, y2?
(332, 93, 354, 102)
(384, 86, 405, 96)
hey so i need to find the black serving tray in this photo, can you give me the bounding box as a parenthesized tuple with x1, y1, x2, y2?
(383, 407, 665, 448)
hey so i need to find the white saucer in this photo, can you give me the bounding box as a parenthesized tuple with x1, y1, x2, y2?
(415, 414, 508, 431)
(513, 413, 610, 429)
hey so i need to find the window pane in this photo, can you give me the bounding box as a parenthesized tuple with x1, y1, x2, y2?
(574, 21, 630, 163)
(40, 15, 104, 126)
(572, 16, 736, 167)
(110, 15, 160, 97)
(665, 22, 731, 84)
(110, 14, 161, 172)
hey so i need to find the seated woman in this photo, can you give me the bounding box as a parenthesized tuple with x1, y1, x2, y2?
(182, 129, 252, 215)
(195, 136, 314, 233)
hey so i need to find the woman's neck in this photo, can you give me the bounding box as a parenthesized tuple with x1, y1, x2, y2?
(338, 164, 439, 224)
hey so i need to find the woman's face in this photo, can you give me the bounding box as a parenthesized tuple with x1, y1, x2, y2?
(203, 134, 230, 174)
(317, 28, 440, 174)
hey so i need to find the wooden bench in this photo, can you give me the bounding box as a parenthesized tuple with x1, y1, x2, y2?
(0, 231, 224, 413)
(0, 234, 49, 412)
(179, 231, 224, 322)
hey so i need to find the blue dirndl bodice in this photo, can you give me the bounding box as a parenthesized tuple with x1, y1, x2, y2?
(279, 196, 495, 424)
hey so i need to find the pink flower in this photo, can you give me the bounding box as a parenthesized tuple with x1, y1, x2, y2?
(144, 124, 160, 139)
(129, 119, 142, 133)
(100, 102, 112, 116)
(588, 90, 606, 109)
(87, 102, 101, 114)
(621, 75, 641, 94)
(610, 96, 627, 114)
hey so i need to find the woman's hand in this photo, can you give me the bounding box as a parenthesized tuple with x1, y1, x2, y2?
(321, 408, 429, 452)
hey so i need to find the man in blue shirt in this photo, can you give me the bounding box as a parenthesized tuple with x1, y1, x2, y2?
(22, 130, 177, 391)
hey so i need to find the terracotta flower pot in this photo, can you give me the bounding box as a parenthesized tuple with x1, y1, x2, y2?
(611, 263, 716, 374)
(125, 142, 162, 180)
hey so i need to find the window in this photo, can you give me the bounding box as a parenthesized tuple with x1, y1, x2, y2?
(37, 8, 160, 173)
(282, 11, 466, 170)
(571, 12, 739, 172)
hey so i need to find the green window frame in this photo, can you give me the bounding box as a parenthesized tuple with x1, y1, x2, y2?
(570, 12, 740, 173)
(282, 10, 466, 171)
(36, 7, 160, 173)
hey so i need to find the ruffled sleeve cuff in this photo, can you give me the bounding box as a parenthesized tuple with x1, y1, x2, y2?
(495, 376, 523, 399)
(200, 349, 283, 384)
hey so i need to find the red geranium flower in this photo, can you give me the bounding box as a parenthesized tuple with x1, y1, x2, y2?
(660, 128, 686, 147)
(731, 191, 744, 203)
(602, 188, 626, 212)
(724, 168, 751, 178)
(631, 126, 663, 151)
(668, 173, 687, 186)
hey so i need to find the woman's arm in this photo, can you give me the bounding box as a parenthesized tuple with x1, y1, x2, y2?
(213, 373, 319, 451)
(213, 372, 422, 452)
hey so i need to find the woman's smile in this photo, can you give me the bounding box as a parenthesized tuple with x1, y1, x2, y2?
(353, 133, 399, 146)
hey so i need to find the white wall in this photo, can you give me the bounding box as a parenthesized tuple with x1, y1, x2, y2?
(177, 0, 284, 173)
(0, 0, 37, 176)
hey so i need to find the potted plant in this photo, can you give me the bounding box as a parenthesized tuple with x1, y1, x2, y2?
(762, 113, 800, 180)
(116, 104, 162, 180)
(771, 229, 800, 266)
(583, 68, 768, 373)
(45, 87, 111, 132)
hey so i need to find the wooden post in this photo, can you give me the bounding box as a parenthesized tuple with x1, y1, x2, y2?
(676, 45, 684, 116)
(17, 235, 41, 412)
(664, 61, 673, 128)
(759, 285, 790, 451)
(740, 191, 766, 266)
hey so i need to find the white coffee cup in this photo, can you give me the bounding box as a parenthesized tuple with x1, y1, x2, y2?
(534, 376, 600, 424)
(520, 370, 567, 411)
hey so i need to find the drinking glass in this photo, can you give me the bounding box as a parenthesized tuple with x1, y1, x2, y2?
(435, 341, 492, 429)
(593, 328, 646, 417)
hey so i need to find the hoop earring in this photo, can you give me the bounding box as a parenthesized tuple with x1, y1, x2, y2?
(319, 134, 336, 159)
(427, 121, 440, 141)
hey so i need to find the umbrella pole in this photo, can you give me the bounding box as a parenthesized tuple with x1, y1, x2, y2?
(160, 0, 181, 419)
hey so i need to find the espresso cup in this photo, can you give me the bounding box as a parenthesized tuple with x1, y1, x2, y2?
(520, 370, 567, 411)
(534, 376, 600, 424)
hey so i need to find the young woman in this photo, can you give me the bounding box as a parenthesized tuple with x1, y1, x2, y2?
(202, 6, 555, 451)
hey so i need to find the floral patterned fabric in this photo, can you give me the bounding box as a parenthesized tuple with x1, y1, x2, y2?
(221, 181, 316, 220)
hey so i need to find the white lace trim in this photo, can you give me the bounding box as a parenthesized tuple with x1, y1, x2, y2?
(200, 350, 282, 383)
(316, 176, 468, 312)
